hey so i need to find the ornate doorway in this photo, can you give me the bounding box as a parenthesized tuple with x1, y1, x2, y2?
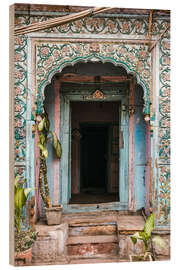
(70, 103, 120, 204)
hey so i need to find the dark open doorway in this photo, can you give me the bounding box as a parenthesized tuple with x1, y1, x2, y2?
(70, 101, 119, 204)
(80, 124, 108, 193)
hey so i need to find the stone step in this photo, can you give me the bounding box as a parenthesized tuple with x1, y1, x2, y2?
(68, 234, 118, 245)
(117, 215, 145, 232)
(69, 222, 117, 237)
(67, 221, 119, 257)
(67, 242, 119, 257)
(68, 253, 122, 262)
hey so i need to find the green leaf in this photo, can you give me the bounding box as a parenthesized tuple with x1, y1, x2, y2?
(14, 187, 26, 214)
(51, 132, 58, 148)
(45, 118, 50, 132)
(39, 134, 46, 145)
(38, 117, 45, 131)
(131, 232, 144, 244)
(38, 142, 44, 151)
(55, 141, 62, 159)
(38, 142, 48, 158)
(131, 235, 137, 244)
(14, 175, 21, 188)
(42, 147, 48, 158)
(52, 132, 62, 159)
(152, 236, 166, 249)
(144, 213, 155, 237)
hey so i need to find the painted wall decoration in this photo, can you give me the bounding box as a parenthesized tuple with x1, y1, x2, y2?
(14, 35, 27, 164)
(35, 40, 151, 115)
(13, 9, 170, 228)
(15, 15, 169, 37)
(157, 28, 170, 226)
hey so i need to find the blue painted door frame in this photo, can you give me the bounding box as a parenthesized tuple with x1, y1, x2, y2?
(60, 93, 130, 213)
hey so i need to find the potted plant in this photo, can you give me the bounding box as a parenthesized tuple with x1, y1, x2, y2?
(36, 110, 63, 225)
(14, 176, 37, 266)
(130, 213, 166, 262)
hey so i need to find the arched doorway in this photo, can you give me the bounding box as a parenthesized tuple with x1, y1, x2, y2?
(42, 61, 148, 213)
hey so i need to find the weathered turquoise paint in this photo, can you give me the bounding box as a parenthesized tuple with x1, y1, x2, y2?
(119, 96, 129, 205)
(60, 90, 129, 212)
(63, 202, 128, 213)
(60, 97, 71, 205)
(134, 85, 146, 210)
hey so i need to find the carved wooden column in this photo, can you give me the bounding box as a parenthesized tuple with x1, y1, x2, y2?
(128, 77, 135, 211)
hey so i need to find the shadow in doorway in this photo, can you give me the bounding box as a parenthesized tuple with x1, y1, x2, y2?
(70, 124, 119, 204)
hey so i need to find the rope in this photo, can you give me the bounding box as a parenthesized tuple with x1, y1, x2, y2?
(14, 7, 115, 35)
(148, 24, 170, 52)
(135, 10, 153, 74)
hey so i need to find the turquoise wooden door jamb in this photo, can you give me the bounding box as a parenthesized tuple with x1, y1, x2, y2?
(119, 97, 129, 206)
(61, 96, 71, 206)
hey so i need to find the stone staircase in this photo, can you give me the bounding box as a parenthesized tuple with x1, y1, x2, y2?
(67, 220, 121, 264)
(32, 212, 169, 265)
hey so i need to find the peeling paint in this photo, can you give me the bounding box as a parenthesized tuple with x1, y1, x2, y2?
(155, 158, 158, 168)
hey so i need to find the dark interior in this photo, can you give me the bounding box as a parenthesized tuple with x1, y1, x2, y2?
(80, 125, 108, 193)
(70, 122, 119, 204)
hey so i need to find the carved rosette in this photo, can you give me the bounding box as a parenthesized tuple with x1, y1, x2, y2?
(92, 90, 105, 99)
(14, 35, 27, 162)
(35, 41, 151, 114)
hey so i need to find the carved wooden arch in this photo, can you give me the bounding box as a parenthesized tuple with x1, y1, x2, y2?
(35, 40, 152, 115)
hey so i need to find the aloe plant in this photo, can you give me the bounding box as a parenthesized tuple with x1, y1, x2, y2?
(36, 111, 62, 208)
(14, 176, 34, 235)
(131, 213, 166, 259)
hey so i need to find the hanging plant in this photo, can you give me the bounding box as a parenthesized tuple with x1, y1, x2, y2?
(36, 110, 62, 209)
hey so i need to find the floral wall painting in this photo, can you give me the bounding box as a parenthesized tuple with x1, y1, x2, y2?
(9, 3, 170, 266)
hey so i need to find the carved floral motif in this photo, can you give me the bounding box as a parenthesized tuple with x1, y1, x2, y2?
(35, 41, 151, 115)
(15, 15, 169, 37)
(157, 166, 170, 225)
(157, 27, 170, 226)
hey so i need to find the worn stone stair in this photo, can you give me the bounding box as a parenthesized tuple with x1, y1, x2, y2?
(67, 219, 121, 264)
(32, 212, 154, 265)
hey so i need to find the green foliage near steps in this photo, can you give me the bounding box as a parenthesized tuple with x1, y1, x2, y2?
(131, 213, 166, 259)
(14, 176, 34, 235)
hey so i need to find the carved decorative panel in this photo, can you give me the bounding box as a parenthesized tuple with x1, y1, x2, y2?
(14, 35, 27, 162)
(35, 40, 151, 114)
(15, 15, 169, 37)
(157, 26, 170, 226)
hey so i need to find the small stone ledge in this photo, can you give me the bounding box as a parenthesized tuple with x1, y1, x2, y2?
(117, 215, 145, 232)
(32, 222, 68, 264)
